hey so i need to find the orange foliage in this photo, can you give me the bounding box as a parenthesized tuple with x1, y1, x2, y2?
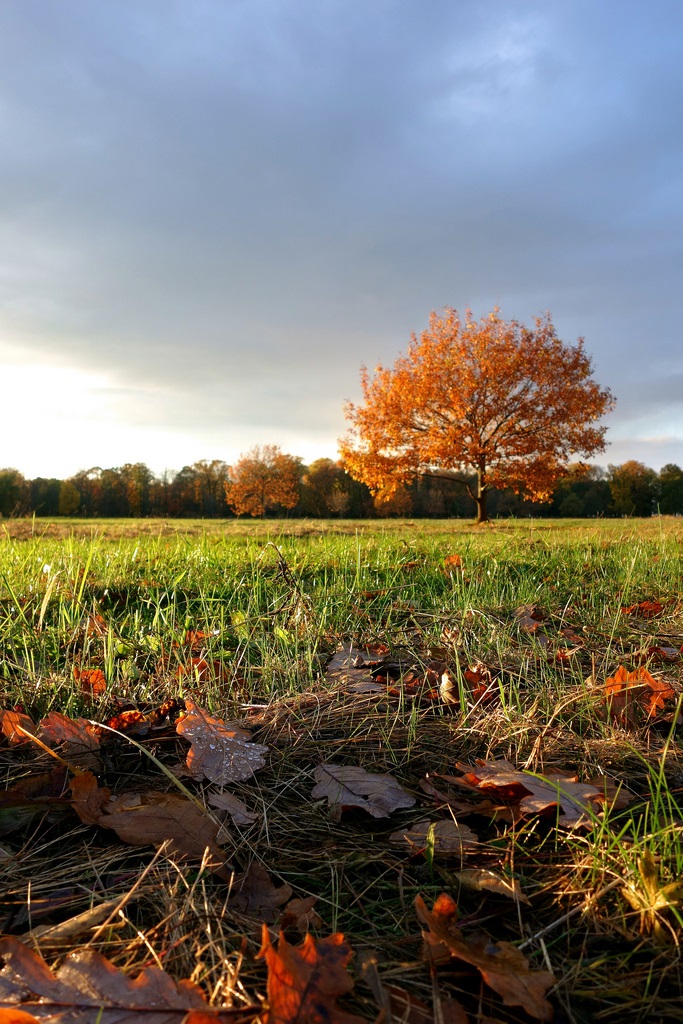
(340, 308, 614, 522)
(225, 444, 301, 517)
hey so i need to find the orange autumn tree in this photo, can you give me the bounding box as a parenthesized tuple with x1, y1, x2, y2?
(339, 308, 615, 523)
(225, 445, 301, 517)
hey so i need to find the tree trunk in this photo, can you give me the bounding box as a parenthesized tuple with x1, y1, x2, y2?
(475, 465, 488, 524)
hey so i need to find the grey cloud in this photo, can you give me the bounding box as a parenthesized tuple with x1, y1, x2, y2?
(1, 0, 682, 474)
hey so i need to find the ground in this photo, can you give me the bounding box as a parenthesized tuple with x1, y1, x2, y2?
(0, 517, 682, 1023)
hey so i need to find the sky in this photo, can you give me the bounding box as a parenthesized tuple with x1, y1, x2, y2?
(1, 0, 682, 480)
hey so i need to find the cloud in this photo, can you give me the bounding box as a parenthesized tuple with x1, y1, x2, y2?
(0, 0, 682, 477)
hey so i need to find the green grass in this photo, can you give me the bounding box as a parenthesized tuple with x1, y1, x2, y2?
(1, 517, 682, 1022)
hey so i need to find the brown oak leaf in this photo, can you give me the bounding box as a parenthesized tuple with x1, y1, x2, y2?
(101, 791, 227, 871)
(229, 863, 293, 924)
(604, 665, 675, 722)
(415, 893, 555, 1021)
(454, 759, 602, 825)
(37, 712, 101, 768)
(0, 935, 226, 1023)
(312, 764, 415, 820)
(176, 698, 268, 784)
(70, 772, 112, 825)
(0, 710, 35, 746)
(208, 790, 258, 826)
(258, 923, 365, 1024)
(324, 644, 388, 694)
(279, 896, 323, 934)
(390, 819, 478, 858)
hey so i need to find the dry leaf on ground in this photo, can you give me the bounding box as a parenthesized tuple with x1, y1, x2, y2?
(0, 935, 236, 1023)
(621, 600, 664, 618)
(208, 790, 258, 826)
(312, 763, 415, 819)
(68, 773, 229, 877)
(279, 896, 323, 934)
(73, 667, 107, 698)
(0, 769, 69, 836)
(415, 893, 555, 1021)
(324, 644, 388, 693)
(176, 698, 268, 784)
(101, 791, 228, 871)
(37, 712, 101, 768)
(604, 665, 675, 722)
(454, 758, 603, 825)
(0, 710, 35, 746)
(70, 772, 111, 825)
(390, 819, 478, 858)
(258, 924, 366, 1024)
(454, 868, 530, 904)
(228, 863, 293, 924)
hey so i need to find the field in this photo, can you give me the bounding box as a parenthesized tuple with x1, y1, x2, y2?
(1, 517, 682, 1023)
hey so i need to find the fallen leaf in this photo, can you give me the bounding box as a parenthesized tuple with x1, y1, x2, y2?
(444, 553, 463, 569)
(70, 772, 112, 825)
(454, 868, 530, 904)
(515, 604, 545, 631)
(418, 775, 513, 823)
(454, 759, 602, 825)
(621, 600, 664, 618)
(390, 819, 478, 858)
(176, 698, 268, 784)
(101, 790, 228, 871)
(604, 665, 676, 722)
(208, 790, 258, 826)
(258, 923, 365, 1024)
(464, 662, 498, 702)
(312, 764, 415, 819)
(0, 769, 69, 836)
(0, 935, 225, 1023)
(37, 712, 101, 768)
(279, 896, 323, 934)
(415, 894, 555, 1021)
(585, 775, 636, 811)
(0, 710, 35, 746)
(176, 656, 229, 684)
(229, 863, 293, 924)
(640, 645, 680, 664)
(0, 1010, 41, 1024)
(73, 667, 107, 698)
(324, 644, 388, 694)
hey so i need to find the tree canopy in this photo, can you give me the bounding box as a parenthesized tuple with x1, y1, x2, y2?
(225, 445, 301, 517)
(339, 308, 615, 522)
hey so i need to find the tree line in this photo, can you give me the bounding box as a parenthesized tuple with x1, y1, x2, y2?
(1, 453, 682, 520)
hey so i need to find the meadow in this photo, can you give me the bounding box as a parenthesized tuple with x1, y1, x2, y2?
(1, 517, 682, 1023)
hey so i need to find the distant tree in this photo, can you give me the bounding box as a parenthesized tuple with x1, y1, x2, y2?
(225, 445, 301, 517)
(551, 463, 611, 518)
(658, 464, 683, 515)
(190, 460, 231, 516)
(0, 471, 26, 520)
(340, 308, 614, 523)
(120, 463, 153, 516)
(608, 461, 658, 516)
(29, 477, 61, 516)
(300, 459, 354, 517)
(0, 469, 27, 517)
(58, 480, 81, 516)
(373, 484, 413, 517)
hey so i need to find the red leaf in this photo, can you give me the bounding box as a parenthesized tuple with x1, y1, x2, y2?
(604, 665, 675, 722)
(621, 600, 665, 618)
(73, 667, 107, 698)
(415, 894, 555, 1021)
(258, 924, 366, 1024)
